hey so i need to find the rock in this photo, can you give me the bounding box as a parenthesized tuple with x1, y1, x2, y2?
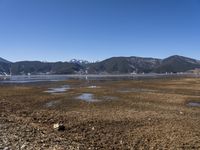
(180, 111, 184, 115)
(120, 140, 123, 144)
(53, 123, 65, 131)
(21, 144, 27, 149)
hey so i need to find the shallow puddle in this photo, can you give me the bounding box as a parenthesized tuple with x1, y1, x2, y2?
(76, 93, 99, 102)
(187, 102, 200, 107)
(44, 85, 70, 94)
(87, 86, 100, 89)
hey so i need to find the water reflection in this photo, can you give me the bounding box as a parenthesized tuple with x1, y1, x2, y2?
(76, 93, 99, 102)
(0, 74, 183, 84)
(44, 85, 70, 94)
(87, 86, 100, 89)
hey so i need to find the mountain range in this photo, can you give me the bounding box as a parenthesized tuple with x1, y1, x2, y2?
(0, 55, 200, 75)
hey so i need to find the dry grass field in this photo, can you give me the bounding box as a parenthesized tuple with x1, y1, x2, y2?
(0, 77, 200, 149)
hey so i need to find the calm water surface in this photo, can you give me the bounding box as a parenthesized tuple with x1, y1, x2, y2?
(0, 74, 194, 84)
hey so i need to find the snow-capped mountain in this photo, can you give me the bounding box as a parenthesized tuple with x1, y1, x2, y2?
(0, 57, 11, 63)
(69, 59, 90, 65)
(0, 55, 200, 75)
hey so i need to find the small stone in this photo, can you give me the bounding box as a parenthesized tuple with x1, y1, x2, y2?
(120, 140, 123, 144)
(53, 123, 65, 131)
(180, 111, 184, 115)
(92, 127, 95, 130)
(21, 144, 27, 149)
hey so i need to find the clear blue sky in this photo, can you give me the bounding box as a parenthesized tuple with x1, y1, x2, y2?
(0, 0, 200, 62)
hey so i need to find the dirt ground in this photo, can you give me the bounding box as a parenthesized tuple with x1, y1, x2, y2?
(0, 77, 200, 150)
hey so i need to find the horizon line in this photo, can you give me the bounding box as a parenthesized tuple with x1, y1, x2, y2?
(1, 54, 199, 63)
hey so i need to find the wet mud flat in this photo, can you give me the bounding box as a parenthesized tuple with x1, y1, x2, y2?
(0, 78, 200, 149)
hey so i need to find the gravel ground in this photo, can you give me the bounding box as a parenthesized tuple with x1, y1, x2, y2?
(0, 78, 200, 149)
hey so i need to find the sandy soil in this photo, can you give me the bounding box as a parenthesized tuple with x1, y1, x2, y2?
(0, 77, 200, 150)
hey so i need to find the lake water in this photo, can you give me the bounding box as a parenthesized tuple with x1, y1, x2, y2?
(0, 75, 69, 83)
(0, 74, 193, 84)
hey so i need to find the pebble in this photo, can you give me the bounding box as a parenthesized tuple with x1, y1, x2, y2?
(53, 123, 65, 131)
(120, 140, 123, 144)
(21, 144, 27, 149)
